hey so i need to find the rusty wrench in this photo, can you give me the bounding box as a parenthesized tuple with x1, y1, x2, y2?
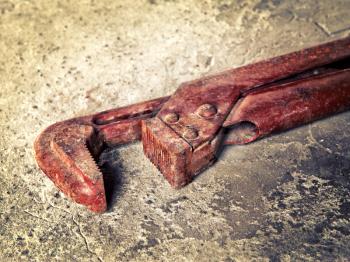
(34, 37, 350, 212)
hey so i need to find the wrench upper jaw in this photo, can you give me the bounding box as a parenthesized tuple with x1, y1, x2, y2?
(34, 118, 107, 213)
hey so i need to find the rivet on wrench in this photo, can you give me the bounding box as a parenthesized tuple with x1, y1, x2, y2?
(183, 126, 199, 139)
(197, 103, 217, 118)
(163, 112, 179, 124)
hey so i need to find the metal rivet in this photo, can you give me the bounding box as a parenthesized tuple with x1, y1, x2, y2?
(183, 127, 198, 140)
(197, 103, 217, 118)
(163, 112, 179, 124)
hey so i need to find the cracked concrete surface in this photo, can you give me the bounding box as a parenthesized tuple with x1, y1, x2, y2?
(1, 0, 350, 261)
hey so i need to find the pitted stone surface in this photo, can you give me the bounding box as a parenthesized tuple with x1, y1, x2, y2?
(0, 0, 350, 261)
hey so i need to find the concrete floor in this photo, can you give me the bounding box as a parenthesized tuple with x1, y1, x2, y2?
(1, 0, 350, 261)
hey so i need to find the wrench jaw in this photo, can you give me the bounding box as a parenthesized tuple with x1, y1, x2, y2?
(34, 119, 107, 213)
(142, 118, 192, 188)
(142, 117, 223, 188)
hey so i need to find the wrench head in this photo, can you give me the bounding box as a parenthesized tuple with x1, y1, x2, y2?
(34, 96, 170, 212)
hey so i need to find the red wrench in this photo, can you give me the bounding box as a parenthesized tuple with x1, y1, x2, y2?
(34, 37, 350, 212)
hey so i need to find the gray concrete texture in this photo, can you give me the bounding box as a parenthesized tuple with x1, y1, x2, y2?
(1, 0, 350, 261)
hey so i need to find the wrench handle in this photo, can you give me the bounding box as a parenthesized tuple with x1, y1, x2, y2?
(223, 69, 350, 144)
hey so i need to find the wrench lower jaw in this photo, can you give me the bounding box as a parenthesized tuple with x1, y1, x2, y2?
(142, 118, 221, 188)
(142, 118, 191, 188)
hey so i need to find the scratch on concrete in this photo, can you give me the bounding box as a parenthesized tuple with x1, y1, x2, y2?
(307, 125, 334, 154)
(331, 26, 350, 35)
(71, 216, 104, 262)
(314, 22, 331, 37)
(23, 210, 52, 223)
